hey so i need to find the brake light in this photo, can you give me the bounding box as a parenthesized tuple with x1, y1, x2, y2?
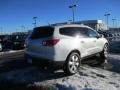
(42, 39, 59, 46)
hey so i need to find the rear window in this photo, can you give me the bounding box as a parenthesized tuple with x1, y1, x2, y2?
(10, 35, 26, 40)
(30, 27, 54, 39)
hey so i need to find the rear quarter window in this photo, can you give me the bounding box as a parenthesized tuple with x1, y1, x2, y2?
(59, 27, 89, 38)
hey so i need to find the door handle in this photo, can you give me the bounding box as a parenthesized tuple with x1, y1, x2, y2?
(81, 41, 84, 43)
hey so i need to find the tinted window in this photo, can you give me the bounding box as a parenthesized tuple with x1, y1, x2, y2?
(88, 29, 99, 37)
(10, 35, 25, 40)
(0, 35, 7, 40)
(30, 27, 54, 39)
(59, 27, 89, 37)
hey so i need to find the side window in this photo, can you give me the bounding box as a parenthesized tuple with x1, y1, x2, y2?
(88, 29, 99, 38)
(78, 27, 89, 37)
(59, 27, 89, 38)
(59, 27, 76, 36)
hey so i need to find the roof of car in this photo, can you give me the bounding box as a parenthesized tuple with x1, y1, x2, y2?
(54, 24, 91, 27)
(53, 24, 95, 31)
(35, 24, 93, 29)
(34, 24, 95, 32)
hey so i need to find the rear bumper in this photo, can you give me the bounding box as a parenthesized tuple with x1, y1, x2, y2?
(25, 54, 64, 68)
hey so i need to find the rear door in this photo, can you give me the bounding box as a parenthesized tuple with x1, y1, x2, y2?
(77, 27, 97, 56)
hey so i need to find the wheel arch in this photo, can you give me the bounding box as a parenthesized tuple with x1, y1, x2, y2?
(66, 49, 81, 61)
(103, 43, 109, 51)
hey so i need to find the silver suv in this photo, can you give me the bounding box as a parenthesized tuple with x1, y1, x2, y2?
(25, 24, 108, 75)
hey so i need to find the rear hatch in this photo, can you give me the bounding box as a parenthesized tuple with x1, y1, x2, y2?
(27, 26, 56, 54)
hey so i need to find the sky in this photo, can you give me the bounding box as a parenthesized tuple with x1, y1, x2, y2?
(0, 0, 120, 33)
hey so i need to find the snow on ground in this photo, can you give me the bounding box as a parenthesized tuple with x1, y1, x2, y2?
(0, 50, 22, 54)
(0, 54, 120, 90)
(0, 40, 120, 90)
(108, 54, 120, 60)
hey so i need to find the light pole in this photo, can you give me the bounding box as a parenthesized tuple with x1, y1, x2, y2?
(112, 19, 116, 28)
(68, 20, 72, 23)
(115, 20, 119, 32)
(69, 4, 77, 23)
(33, 16, 37, 27)
(16, 28, 18, 33)
(104, 13, 110, 30)
(21, 25, 25, 32)
(0, 27, 3, 35)
(115, 20, 118, 28)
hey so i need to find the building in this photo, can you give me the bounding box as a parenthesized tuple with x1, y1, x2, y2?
(47, 20, 107, 32)
(75, 20, 107, 31)
(109, 28, 120, 33)
(107, 28, 120, 37)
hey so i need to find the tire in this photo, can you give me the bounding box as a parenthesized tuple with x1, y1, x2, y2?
(96, 44, 108, 66)
(100, 44, 108, 59)
(63, 52, 80, 75)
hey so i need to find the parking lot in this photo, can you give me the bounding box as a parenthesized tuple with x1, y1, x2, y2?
(0, 40, 120, 90)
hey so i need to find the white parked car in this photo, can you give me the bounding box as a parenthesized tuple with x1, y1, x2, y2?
(0, 43, 2, 52)
(25, 24, 108, 75)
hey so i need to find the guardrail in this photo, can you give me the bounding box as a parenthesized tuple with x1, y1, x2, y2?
(106, 36, 120, 41)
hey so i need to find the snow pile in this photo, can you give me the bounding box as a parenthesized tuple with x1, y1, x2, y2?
(0, 50, 23, 54)
(0, 54, 120, 90)
(0, 66, 120, 90)
(108, 54, 120, 60)
(32, 66, 120, 90)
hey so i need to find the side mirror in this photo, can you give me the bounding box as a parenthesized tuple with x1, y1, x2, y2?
(96, 34, 103, 39)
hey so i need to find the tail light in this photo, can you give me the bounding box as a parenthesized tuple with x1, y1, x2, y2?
(42, 39, 59, 46)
